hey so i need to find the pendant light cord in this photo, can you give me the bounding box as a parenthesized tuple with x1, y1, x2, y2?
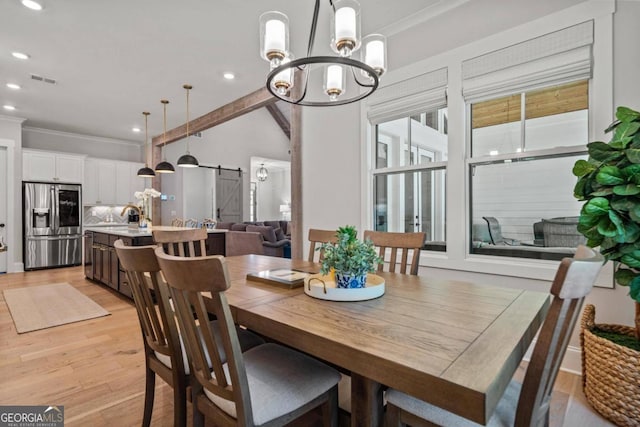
(185, 85, 191, 154)
(161, 100, 169, 161)
(143, 111, 150, 166)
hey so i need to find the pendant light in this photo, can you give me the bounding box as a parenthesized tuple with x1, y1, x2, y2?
(137, 111, 156, 177)
(177, 84, 199, 168)
(154, 99, 175, 174)
(256, 163, 268, 182)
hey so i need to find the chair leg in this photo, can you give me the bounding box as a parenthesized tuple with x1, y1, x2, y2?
(321, 386, 339, 427)
(385, 403, 404, 427)
(142, 367, 156, 427)
(173, 383, 188, 427)
(192, 394, 205, 427)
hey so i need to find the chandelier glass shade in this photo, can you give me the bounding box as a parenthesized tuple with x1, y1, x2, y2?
(177, 84, 199, 168)
(155, 99, 175, 174)
(257, 164, 268, 182)
(137, 111, 156, 178)
(259, 0, 386, 106)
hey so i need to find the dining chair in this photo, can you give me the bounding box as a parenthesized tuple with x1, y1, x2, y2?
(308, 228, 338, 262)
(171, 217, 185, 227)
(363, 230, 425, 275)
(185, 218, 199, 228)
(153, 227, 208, 257)
(114, 241, 265, 427)
(154, 248, 341, 427)
(385, 245, 604, 427)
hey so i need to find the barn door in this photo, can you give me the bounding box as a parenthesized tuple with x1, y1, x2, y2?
(216, 169, 243, 223)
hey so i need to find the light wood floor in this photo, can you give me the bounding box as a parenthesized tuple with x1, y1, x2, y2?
(0, 266, 615, 426)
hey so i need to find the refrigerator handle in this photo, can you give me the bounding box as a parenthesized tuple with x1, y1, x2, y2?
(51, 185, 59, 233)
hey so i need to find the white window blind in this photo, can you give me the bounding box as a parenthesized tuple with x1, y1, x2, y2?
(367, 67, 448, 124)
(462, 21, 593, 102)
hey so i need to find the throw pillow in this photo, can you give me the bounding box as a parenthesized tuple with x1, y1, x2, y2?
(274, 227, 286, 241)
(246, 225, 277, 243)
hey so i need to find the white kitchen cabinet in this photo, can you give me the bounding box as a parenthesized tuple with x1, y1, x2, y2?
(23, 149, 84, 183)
(84, 158, 147, 205)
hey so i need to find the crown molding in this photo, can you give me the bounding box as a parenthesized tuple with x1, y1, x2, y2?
(23, 126, 141, 147)
(0, 114, 27, 124)
(378, 0, 472, 36)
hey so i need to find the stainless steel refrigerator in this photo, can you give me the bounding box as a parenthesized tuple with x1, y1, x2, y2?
(23, 182, 82, 270)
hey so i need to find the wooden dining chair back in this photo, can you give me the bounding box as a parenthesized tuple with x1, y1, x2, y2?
(114, 240, 188, 427)
(363, 230, 425, 275)
(385, 245, 604, 427)
(308, 228, 338, 262)
(171, 217, 185, 227)
(154, 248, 341, 427)
(153, 227, 207, 257)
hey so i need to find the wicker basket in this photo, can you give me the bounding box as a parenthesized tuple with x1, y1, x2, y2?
(581, 304, 640, 426)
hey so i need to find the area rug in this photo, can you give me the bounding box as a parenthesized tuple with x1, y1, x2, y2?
(3, 282, 110, 333)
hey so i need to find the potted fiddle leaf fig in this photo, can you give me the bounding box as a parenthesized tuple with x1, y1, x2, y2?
(320, 225, 382, 289)
(572, 105, 640, 426)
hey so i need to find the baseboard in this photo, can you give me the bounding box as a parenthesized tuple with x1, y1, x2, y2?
(522, 340, 582, 375)
(12, 262, 24, 273)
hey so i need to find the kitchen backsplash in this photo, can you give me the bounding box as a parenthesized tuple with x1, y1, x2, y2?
(83, 206, 129, 225)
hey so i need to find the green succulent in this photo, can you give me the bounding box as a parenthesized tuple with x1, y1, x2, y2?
(319, 225, 382, 277)
(573, 106, 640, 301)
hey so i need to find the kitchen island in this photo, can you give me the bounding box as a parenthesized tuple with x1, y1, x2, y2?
(84, 226, 226, 298)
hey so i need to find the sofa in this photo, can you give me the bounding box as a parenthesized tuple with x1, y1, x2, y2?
(215, 221, 291, 257)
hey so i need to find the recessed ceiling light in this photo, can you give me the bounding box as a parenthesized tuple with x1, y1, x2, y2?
(6, 83, 21, 90)
(3, 105, 16, 111)
(11, 52, 30, 60)
(223, 72, 235, 80)
(132, 127, 141, 133)
(21, 0, 43, 11)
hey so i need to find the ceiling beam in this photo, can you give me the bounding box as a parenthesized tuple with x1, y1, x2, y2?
(266, 103, 291, 139)
(152, 86, 277, 146)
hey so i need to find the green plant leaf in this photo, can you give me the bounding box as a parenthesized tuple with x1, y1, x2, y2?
(583, 197, 610, 216)
(624, 222, 640, 243)
(597, 217, 618, 237)
(615, 268, 636, 286)
(604, 119, 621, 134)
(611, 197, 635, 212)
(630, 276, 640, 302)
(626, 149, 640, 164)
(573, 177, 587, 199)
(614, 121, 640, 143)
(617, 106, 640, 123)
(589, 187, 614, 197)
(630, 204, 640, 222)
(573, 159, 596, 177)
(596, 166, 625, 185)
(622, 164, 640, 180)
(613, 184, 640, 195)
(621, 253, 640, 268)
(588, 141, 619, 161)
(609, 210, 626, 235)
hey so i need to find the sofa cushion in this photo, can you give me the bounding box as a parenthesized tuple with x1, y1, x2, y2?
(246, 225, 277, 243)
(231, 223, 248, 231)
(274, 227, 286, 241)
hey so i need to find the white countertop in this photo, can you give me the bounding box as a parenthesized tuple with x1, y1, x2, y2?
(84, 225, 226, 238)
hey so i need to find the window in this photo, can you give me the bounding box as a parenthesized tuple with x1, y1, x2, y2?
(373, 107, 447, 250)
(469, 80, 588, 260)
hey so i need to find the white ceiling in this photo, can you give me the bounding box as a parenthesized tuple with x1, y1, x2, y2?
(0, 0, 450, 144)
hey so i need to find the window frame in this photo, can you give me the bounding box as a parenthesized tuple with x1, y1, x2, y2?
(361, 0, 614, 281)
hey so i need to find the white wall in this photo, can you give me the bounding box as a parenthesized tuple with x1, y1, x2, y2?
(23, 127, 141, 162)
(302, 102, 362, 238)
(162, 107, 290, 223)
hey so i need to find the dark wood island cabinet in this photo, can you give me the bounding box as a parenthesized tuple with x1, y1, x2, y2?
(84, 227, 225, 299)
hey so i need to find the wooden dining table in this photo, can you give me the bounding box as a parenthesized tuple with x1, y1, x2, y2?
(213, 255, 550, 427)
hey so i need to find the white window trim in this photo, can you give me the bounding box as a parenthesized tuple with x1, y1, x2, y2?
(360, 0, 614, 282)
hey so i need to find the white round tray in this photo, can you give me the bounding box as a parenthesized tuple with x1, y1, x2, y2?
(304, 273, 385, 301)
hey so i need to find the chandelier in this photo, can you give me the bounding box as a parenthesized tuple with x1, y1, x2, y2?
(259, 0, 386, 106)
(257, 164, 268, 182)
